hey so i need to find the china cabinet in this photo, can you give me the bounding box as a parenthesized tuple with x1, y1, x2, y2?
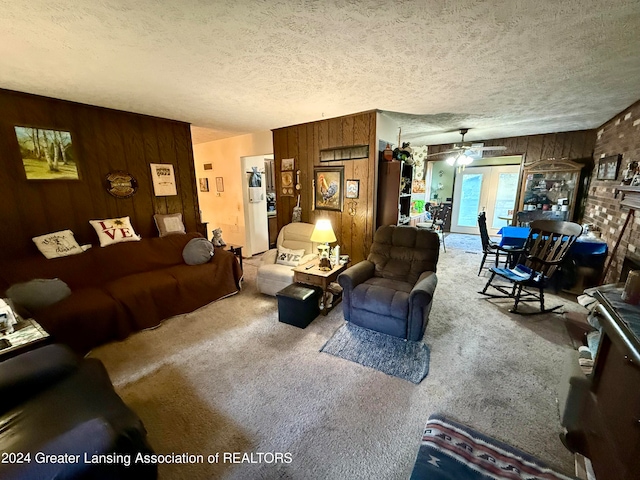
(517, 158, 582, 224)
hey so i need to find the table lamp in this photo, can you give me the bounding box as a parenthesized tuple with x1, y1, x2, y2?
(310, 219, 336, 271)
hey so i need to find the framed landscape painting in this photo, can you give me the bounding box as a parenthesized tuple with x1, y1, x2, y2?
(14, 126, 79, 180)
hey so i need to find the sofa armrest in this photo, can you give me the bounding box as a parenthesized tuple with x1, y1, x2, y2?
(407, 271, 438, 341)
(0, 344, 79, 413)
(260, 248, 278, 266)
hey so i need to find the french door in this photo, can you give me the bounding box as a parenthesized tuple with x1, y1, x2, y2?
(450, 165, 520, 236)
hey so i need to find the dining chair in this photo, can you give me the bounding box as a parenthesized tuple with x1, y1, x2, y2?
(477, 212, 524, 276)
(418, 204, 448, 252)
(480, 220, 583, 314)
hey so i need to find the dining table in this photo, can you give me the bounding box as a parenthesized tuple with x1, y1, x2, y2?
(496, 226, 608, 255)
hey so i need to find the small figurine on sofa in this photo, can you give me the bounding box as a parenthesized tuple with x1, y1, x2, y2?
(211, 228, 227, 247)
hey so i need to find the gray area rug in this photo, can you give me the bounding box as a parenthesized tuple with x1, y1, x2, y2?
(88, 235, 585, 479)
(321, 323, 430, 384)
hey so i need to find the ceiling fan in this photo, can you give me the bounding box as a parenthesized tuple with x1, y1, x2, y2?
(426, 128, 507, 167)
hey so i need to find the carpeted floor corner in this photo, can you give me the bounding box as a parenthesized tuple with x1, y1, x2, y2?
(89, 234, 583, 479)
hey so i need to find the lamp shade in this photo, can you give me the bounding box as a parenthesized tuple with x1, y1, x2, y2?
(310, 219, 336, 243)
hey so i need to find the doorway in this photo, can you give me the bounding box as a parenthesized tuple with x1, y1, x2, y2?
(450, 164, 520, 236)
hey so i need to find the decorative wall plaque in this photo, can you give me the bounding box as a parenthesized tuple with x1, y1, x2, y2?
(105, 171, 138, 198)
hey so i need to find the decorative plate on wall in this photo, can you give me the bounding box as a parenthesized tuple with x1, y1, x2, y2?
(105, 171, 138, 198)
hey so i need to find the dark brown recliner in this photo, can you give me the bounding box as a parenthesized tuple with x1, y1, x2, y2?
(337, 225, 439, 341)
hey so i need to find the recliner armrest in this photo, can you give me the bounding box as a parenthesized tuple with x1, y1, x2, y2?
(0, 344, 79, 413)
(410, 271, 437, 307)
(338, 261, 375, 291)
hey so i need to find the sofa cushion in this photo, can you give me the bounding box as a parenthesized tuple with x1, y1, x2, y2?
(103, 271, 181, 330)
(34, 288, 131, 354)
(276, 246, 305, 266)
(154, 213, 186, 237)
(6, 278, 71, 314)
(351, 277, 413, 320)
(89, 216, 142, 247)
(182, 237, 214, 265)
(32, 229, 83, 259)
(90, 233, 201, 282)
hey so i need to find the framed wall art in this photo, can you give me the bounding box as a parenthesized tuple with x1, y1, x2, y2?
(199, 178, 209, 192)
(597, 154, 621, 180)
(345, 179, 360, 199)
(105, 171, 138, 198)
(216, 177, 224, 192)
(281, 158, 295, 171)
(150, 163, 177, 196)
(14, 126, 79, 180)
(314, 166, 344, 211)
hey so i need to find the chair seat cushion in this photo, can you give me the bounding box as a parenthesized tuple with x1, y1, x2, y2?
(351, 277, 413, 319)
(490, 264, 548, 287)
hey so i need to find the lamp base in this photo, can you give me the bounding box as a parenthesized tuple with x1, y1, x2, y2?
(318, 257, 332, 271)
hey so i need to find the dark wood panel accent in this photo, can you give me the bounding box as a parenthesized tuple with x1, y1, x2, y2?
(0, 88, 200, 261)
(273, 111, 377, 264)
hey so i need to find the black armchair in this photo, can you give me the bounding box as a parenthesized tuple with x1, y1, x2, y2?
(338, 225, 439, 341)
(0, 344, 156, 480)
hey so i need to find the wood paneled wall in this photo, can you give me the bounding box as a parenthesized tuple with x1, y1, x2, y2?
(427, 129, 596, 164)
(272, 111, 377, 264)
(0, 89, 201, 260)
(428, 129, 597, 220)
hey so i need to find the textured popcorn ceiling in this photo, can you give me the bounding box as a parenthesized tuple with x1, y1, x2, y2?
(1, 1, 639, 145)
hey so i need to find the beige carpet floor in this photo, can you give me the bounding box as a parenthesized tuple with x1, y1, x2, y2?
(90, 236, 584, 479)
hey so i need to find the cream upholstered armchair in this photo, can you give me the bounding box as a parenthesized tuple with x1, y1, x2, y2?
(256, 222, 318, 296)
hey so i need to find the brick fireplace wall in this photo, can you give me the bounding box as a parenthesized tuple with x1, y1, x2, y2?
(583, 99, 640, 283)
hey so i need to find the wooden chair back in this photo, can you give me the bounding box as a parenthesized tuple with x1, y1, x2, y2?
(523, 220, 583, 278)
(477, 212, 491, 251)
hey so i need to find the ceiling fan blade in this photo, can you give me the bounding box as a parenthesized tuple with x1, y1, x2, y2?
(476, 145, 507, 151)
(425, 149, 459, 157)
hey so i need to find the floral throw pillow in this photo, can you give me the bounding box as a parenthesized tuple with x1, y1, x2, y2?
(89, 216, 141, 247)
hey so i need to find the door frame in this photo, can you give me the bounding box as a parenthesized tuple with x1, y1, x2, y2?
(450, 164, 521, 235)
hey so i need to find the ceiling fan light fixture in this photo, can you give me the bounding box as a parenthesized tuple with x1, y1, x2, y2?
(445, 155, 457, 166)
(458, 155, 474, 166)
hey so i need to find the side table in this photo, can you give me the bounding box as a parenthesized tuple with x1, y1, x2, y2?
(293, 260, 348, 315)
(223, 244, 243, 270)
(0, 318, 51, 360)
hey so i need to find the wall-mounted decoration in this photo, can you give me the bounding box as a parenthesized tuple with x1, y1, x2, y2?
(249, 166, 262, 187)
(203, 163, 213, 170)
(105, 171, 138, 198)
(199, 178, 209, 192)
(150, 163, 177, 196)
(282, 158, 295, 171)
(14, 126, 79, 180)
(314, 166, 344, 211)
(597, 154, 621, 180)
(346, 179, 360, 199)
(216, 177, 224, 192)
(320, 145, 369, 162)
(281, 171, 294, 196)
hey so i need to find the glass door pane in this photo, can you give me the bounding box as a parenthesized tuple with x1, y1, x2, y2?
(491, 172, 519, 229)
(458, 173, 484, 228)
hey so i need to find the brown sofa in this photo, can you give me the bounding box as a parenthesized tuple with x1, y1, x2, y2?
(0, 233, 242, 353)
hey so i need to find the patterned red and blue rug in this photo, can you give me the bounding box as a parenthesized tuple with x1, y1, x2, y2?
(411, 414, 577, 480)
